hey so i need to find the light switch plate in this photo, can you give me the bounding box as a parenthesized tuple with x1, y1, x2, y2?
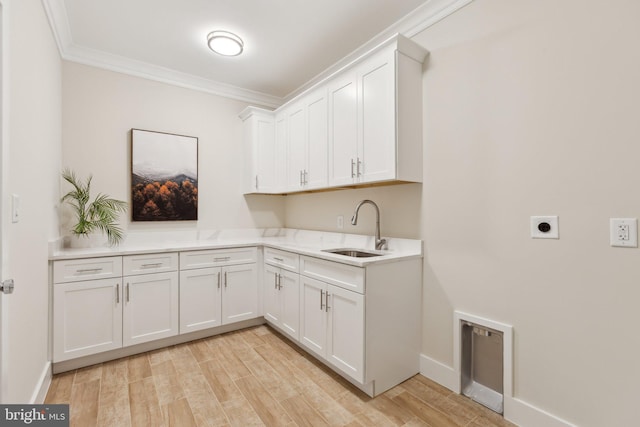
(610, 218, 637, 247)
(11, 194, 19, 223)
(531, 216, 559, 239)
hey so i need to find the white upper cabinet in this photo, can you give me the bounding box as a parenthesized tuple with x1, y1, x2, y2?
(241, 34, 428, 194)
(358, 49, 397, 183)
(304, 88, 329, 190)
(285, 88, 329, 192)
(329, 37, 426, 186)
(240, 107, 277, 194)
(285, 101, 306, 190)
(327, 71, 358, 186)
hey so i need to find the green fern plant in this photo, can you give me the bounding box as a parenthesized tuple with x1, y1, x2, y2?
(61, 169, 127, 246)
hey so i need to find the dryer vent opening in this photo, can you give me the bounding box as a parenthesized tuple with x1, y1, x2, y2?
(461, 321, 504, 414)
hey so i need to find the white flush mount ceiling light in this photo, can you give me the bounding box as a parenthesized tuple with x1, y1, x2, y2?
(207, 31, 244, 56)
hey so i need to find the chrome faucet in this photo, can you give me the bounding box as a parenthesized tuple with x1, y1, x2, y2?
(351, 199, 387, 250)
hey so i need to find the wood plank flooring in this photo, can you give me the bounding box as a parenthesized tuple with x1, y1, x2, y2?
(45, 325, 516, 427)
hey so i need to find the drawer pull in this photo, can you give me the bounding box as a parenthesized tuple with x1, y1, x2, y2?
(214, 257, 231, 262)
(141, 263, 162, 268)
(273, 257, 284, 262)
(76, 268, 102, 274)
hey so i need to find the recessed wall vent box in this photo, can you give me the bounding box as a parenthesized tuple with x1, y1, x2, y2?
(461, 321, 504, 414)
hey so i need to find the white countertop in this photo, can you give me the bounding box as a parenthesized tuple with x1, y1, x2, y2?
(50, 228, 423, 267)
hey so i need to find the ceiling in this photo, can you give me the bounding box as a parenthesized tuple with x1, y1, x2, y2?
(44, 0, 469, 107)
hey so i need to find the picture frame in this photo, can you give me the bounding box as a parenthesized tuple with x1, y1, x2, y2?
(131, 128, 198, 221)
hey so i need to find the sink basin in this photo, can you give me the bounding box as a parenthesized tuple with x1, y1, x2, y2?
(322, 248, 385, 258)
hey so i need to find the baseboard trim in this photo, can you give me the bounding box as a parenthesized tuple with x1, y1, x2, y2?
(419, 353, 576, 427)
(505, 396, 576, 427)
(419, 353, 459, 393)
(31, 362, 52, 404)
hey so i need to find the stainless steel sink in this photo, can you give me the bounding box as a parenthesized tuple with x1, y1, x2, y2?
(322, 248, 385, 258)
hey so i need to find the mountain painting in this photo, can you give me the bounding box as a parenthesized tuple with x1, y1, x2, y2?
(131, 129, 198, 221)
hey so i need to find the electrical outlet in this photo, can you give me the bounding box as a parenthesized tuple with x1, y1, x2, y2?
(610, 218, 637, 247)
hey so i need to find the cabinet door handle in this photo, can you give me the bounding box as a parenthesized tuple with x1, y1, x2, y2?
(351, 159, 356, 178)
(141, 263, 161, 268)
(325, 292, 330, 312)
(126, 283, 130, 302)
(76, 268, 102, 273)
(303, 170, 308, 185)
(277, 273, 282, 290)
(116, 283, 120, 304)
(357, 158, 362, 177)
(224, 271, 228, 288)
(320, 289, 325, 310)
(299, 170, 304, 186)
(217, 272, 221, 289)
(274, 272, 278, 289)
(255, 175, 259, 190)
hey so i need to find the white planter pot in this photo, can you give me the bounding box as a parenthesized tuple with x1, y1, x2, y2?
(66, 233, 107, 249)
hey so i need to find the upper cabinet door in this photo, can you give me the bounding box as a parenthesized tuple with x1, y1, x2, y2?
(358, 50, 396, 183)
(286, 102, 307, 191)
(255, 116, 277, 192)
(240, 108, 276, 194)
(274, 111, 288, 192)
(327, 71, 358, 187)
(305, 88, 328, 190)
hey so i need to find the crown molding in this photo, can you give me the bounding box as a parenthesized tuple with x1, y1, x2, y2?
(62, 42, 283, 108)
(41, 0, 283, 108)
(42, 0, 473, 108)
(284, 0, 474, 100)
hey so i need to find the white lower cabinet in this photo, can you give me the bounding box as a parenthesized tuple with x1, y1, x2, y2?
(264, 264, 300, 340)
(298, 255, 422, 396)
(300, 275, 364, 383)
(52, 244, 420, 396)
(179, 267, 222, 332)
(179, 248, 259, 333)
(221, 263, 259, 324)
(53, 277, 122, 362)
(263, 248, 300, 340)
(53, 249, 258, 363)
(123, 271, 179, 346)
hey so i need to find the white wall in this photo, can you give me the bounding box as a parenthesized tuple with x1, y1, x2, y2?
(5, 0, 61, 402)
(61, 62, 284, 237)
(285, 183, 422, 238)
(285, 0, 640, 425)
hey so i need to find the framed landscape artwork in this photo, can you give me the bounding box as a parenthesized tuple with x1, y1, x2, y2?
(131, 129, 198, 221)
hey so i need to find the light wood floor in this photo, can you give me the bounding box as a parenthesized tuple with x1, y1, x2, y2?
(45, 325, 516, 427)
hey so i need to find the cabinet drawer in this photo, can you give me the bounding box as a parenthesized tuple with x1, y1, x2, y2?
(123, 252, 178, 276)
(53, 257, 122, 283)
(264, 247, 299, 272)
(300, 256, 364, 294)
(180, 247, 257, 270)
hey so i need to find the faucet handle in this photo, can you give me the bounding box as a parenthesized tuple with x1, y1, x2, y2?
(376, 238, 388, 251)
